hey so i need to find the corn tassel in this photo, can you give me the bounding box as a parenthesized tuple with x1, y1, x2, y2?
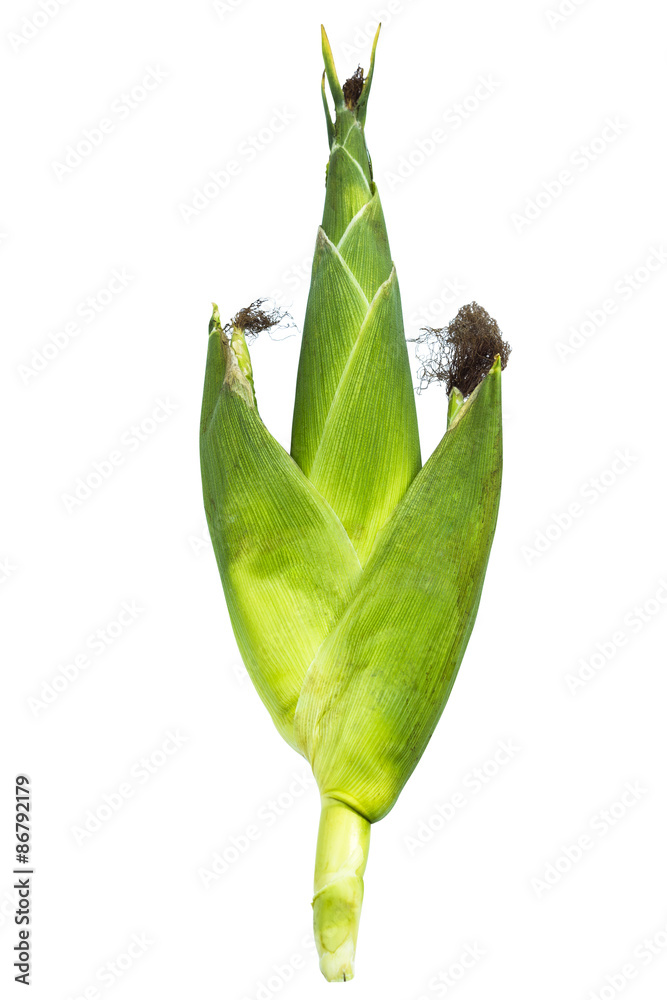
(200, 26, 508, 983)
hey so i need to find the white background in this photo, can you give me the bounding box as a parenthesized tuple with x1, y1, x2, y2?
(1, 0, 666, 997)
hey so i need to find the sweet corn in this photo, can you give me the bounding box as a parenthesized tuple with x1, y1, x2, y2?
(200, 26, 509, 983)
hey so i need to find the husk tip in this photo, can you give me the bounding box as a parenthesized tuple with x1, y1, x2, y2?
(208, 302, 222, 335)
(321, 24, 344, 108)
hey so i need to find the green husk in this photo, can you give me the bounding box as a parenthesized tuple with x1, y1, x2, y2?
(200, 308, 362, 749)
(294, 358, 502, 817)
(291, 24, 421, 566)
(200, 24, 509, 985)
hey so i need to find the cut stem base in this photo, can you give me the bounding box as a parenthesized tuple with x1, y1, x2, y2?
(313, 795, 371, 982)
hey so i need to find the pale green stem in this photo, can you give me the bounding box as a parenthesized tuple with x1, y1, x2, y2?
(313, 795, 371, 982)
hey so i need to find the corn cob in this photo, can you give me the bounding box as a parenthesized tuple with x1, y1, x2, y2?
(200, 26, 509, 983)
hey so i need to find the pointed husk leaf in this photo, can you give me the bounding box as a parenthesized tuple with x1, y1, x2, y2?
(294, 360, 502, 818)
(200, 313, 362, 750)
